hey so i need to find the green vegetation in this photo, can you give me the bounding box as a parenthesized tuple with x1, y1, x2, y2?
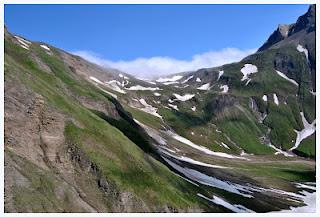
(5, 39, 207, 211)
(294, 133, 316, 159)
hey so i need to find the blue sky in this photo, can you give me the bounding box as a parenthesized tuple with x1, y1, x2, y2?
(5, 4, 309, 77)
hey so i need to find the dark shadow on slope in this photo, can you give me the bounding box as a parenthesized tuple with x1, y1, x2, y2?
(90, 108, 156, 155)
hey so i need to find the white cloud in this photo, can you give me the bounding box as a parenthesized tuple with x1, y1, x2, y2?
(72, 48, 256, 79)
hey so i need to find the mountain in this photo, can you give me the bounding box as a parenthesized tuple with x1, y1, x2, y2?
(4, 5, 316, 213)
(258, 5, 315, 90)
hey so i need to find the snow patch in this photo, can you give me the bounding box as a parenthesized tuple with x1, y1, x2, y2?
(197, 83, 211, 90)
(161, 150, 227, 169)
(310, 91, 316, 96)
(197, 193, 254, 213)
(221, 142, 230, 149)
(273, 93, 279, 105)
(156, 75, 183, 83)
(220, 85, 229, 93)
(163, 81, 180, 85)
(14, 36, 31, 50)
(173, 93, 195, 101)
(290, 112, 316, 151)
(267, 143, 293, 157)
(174, 84, 189, 88)
(20, 45, 29, 50)
(191, 106, 196, 112)
(262, 95, 268, 102)
(95, 85, 118, 99)
(196, 77, 201, 82)
(154, 92, 161, 96)
(181, 75, 194, 84)
(276, 70, 298, 86)
(105, 80, 126, 94)
(163, 157, 252, 197)
(217, 70, 224, 81)
(240, 64, 257, 84)
(89, 76, 103, 85)
(166, 131, 246, 160)
(296, 44, 309, 62)
(272, 182, 316, 213)
(168, 104, 179, 111)
(40, 44, 51, 51)
(125, 85, 160, 91)
(139, 99, 162, 118)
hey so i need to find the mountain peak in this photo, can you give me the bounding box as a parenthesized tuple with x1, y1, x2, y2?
(258, 5, 315, 52)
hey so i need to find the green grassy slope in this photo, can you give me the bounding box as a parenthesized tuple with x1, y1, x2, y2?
(4, 39, 214, 212)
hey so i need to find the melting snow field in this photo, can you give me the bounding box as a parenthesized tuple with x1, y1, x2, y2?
(276, 70, 298, 86)
(166, 131, 246, 160)
(105, 80, 126, 94)
(164, 152, 316, 213)
(273, 182, 316, 213)
(197, 83, 211, 90)
(296, 44, 309, 62)
(173, 93, 195, 101)
(163, 157, 252, 197)
(240, 64, 258, 85)
(290, 112, 316, 151)
(197, 193, 254, 213)
(126, 85, 160, 91)
(273, 93, 279, 105)
(139, 99, 162, 118)
(156, 75, 183, 83)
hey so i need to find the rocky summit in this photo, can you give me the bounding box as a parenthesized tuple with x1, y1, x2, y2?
(4, 5, 316, 213)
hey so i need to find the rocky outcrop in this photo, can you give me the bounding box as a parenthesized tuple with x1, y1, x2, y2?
(67, 143, 149, 212)
(258, 24, 293, 51)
